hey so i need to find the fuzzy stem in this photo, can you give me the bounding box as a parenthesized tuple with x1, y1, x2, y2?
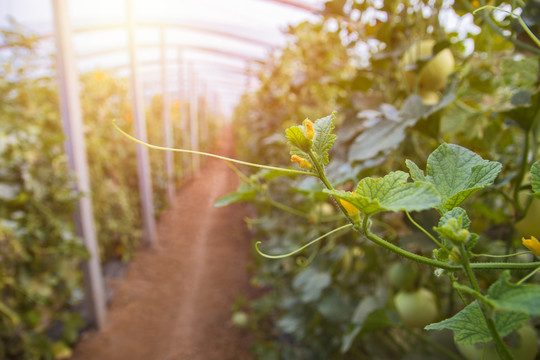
(363, 217, 458, 270)
(307, 149, 361, 227)
(457, 244, 514, 360)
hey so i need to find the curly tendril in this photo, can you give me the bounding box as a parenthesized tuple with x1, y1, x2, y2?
(254, 224, 353, 259)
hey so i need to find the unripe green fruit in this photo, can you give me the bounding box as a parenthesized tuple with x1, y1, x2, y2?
(421, 91, 439, 105)
(402, 40, 435, 68)
(231, 311, 249, 328)
(401, 40, 455, 94)
(394, 288, 437, 328)
(313, 202, 336, 217)
(417, 48, 454, 92)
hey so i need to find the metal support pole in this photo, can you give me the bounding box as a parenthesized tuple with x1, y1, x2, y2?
(200, 82, 208, 146)
(212, 92, 220, 126)
(189, 62, 200, 172)
(51, 0, 106, 329)
(178, 49, 190, 178)
(160, 26, 175, 203)
(127, 0, 157, 246)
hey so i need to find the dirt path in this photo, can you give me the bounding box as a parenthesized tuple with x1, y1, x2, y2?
(71, 128, 253, 360)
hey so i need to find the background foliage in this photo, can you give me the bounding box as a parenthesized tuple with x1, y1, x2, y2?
(231, 0, 540, 358)
(0, 26, 87, 359)
(0, 23, 218, 358)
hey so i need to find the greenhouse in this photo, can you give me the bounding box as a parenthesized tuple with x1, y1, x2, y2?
(1, 0, 539, 359)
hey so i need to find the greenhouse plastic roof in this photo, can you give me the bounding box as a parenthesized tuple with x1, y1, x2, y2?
(0, 0, 323, 113)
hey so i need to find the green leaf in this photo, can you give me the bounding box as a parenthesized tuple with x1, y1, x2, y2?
(433, 207, 477, 245)
(324, 171, 440, 216)
(438, 207, 471, 229)
(214, 183, 257, 207)
(277, 313, 301, 334)
(531, 161, 540, 198)
(312, 113, 337, 166)
(488, 271, 540, 316)
(426, 272, 540, 344)
(406, 160, 427, 182)
(408, 144, 502, 211)
(348, 103, 417, 163)
(285, 125, 312, 153)
(317, 290, 351, 322)
(500, 89, 540, 132)
(284, 113, 337, 171)
(342, 308, 396, 353)
(425, 301, 528, 344)
(292, 267, 331, 303)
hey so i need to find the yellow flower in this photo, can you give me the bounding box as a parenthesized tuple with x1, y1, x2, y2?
(340, 192, 359, 216)
(303, 119, 315, 140)
(291, 155, 312, 169)
(522, 236, 540, 256)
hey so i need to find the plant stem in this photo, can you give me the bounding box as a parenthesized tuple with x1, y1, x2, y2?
(363, 217, 458, 270)
(296, 151, 540, 270)
(513, 129, 531, 216)
(307, 149, 360, 227)
(470, 261, 540, 270)
(457, 244, 514, 360)
(308, 145, 540, 271)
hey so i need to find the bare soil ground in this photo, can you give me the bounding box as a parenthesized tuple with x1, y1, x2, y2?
(71, 129, 254, 360)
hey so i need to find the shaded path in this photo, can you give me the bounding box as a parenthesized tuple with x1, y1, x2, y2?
(71, 128, 253, 360)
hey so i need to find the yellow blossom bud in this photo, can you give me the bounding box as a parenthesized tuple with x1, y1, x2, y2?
(522, 236, 540, 256)
(303, 119, 315, 140)
(340, 192, 359, 216)
(448, 247, 460, 262)
(291, 155, 312, 169)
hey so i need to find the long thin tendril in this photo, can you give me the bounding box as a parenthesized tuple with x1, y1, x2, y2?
(255, 224, 353, 259)
(517, 265, 540, 285)
(113, 120, 316, 177)
(472, 251, 532, 258)
(405, 211, 446, 249)
(450, 273, 468, 306)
